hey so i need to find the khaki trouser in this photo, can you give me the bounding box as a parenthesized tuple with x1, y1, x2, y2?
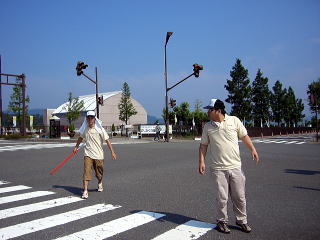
(211, 168, 247, 224)
(83, 156, 104, 182)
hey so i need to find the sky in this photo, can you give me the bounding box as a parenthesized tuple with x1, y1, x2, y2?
(1, 0, 320, 119)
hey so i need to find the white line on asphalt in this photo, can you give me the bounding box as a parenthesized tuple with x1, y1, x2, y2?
(53, 211, 165, 240)
(285, 141, 298, 144)
(0, 196, 83, 219)
(0, 185, 32, 194)
(0, 203, 121, 240)
(0, 143, 75, 152)
(295, 142, 306, 144)
(274, 141, 288, 143)
(0, 180, 10, 185)
(151, 220, 215, 240)
(0, 191, 55, 205)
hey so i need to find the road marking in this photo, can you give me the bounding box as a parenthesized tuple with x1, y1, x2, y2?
(53, 211, 165, 240)
(152, 220, 215, 240)
(0, 143, 75, 152)
(0, 180, 10, 185)
(0, 203, 121, 240)
(0, 185, 32, 194)
(0, 191, 55, 205)
(285, 141, 298, 144)
(274, 140, 288, 143)
(0, 196, 83, 219)
(295, 142, 306, 144)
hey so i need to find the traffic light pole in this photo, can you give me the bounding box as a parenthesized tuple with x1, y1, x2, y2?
(165, 43, 169, 142)
(0, 73, 27, 136)
(80, 68, 99, 119)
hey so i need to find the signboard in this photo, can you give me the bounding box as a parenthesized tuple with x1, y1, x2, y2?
(13, 116, 16, 127)
(30, 115, 33, 128)
(140, 125, 172, 134)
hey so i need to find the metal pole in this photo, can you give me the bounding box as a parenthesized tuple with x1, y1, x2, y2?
(0, 55, 2, 135)
(316, 94, 318, 142)
(95, 67, 99, 119)
(21, 74, 26, 136)
(165, 44, 169, 142)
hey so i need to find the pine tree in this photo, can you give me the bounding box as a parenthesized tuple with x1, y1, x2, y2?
(7, 77, 30, 127)
(307, 78, 320, 114)
(271, 80, 286, 126)
(251, 69, 271, 127)
(225, 58, 252, 122)
(118, 82, 137, 125)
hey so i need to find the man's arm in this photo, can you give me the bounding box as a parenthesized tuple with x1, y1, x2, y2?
(106, 139, 117, 160)
(73, 137, 83, 154)
(241, 135, 259, 163)
(199, 144, 208, 175)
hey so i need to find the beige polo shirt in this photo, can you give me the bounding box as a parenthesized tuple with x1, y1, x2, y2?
(80, 127, 109, 160)
(201, 114, 248, 170)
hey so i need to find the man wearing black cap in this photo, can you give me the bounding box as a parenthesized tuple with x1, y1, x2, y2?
(198, 99, 259, 234)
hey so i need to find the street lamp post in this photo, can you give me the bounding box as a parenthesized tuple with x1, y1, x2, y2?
(164, 32, 173, 142)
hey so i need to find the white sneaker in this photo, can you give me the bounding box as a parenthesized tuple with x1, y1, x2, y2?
(81, 191, 88, 199)
(98, 183, 103, 192)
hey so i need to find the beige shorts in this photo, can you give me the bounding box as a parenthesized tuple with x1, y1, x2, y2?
(83, 156, 104, 181)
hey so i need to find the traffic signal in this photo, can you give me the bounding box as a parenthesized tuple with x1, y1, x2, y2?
(76, 61, 88, 76)
(193, 63, 203, 78)
(170, 98, 176, 108)
(98, 96, 104, 105)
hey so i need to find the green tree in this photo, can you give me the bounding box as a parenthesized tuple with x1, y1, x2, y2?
(192, 99, 208, 135)
(118, 82, 137, 125)
(271, 80, 286, 126)
(174, 102, 192, 125)
(162, 108, 175, 124)
(307, 78, 320, 115)
(251, 69, 271, 127)
(7, 77, 30, 127)
(283, 87, 304, 126)
(64, 92, 84, 131)
(225, 58, 252, 122)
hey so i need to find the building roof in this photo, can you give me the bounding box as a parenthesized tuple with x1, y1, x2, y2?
(53, 91, 121, 114)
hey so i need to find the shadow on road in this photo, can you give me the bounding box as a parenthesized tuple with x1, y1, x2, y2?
(284, 169, 320, 175)
(129, 210, 243, 233)
(293, 186, 320, 192)
(52, 185, 96, 195)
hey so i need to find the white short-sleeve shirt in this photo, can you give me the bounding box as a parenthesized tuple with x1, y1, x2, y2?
(80, 127, 109, 160)
(201, 114, 248, 170)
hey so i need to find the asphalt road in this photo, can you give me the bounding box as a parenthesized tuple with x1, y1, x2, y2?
(0, 136, 319, 240)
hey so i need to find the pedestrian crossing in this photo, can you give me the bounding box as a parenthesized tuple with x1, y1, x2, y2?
(252, 139, 306, 145)
(0, 180, 216, 239)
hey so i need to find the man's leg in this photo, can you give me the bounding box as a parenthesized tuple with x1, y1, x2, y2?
(82, 157, 93, 198)
(93, 160, 104, 192)
(212, 169, 231, 233)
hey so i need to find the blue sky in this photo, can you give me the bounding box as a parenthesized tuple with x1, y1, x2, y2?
(1, 0, 319, 118)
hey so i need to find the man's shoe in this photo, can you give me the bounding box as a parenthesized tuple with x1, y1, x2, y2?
(236, 221, 252, 233)
(81, 191, 88, 199)
(98, 183, 103, 192)
(216, 221, 231, 234)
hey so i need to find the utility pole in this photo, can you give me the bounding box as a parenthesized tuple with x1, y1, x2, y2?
(0, 73, 27, 136)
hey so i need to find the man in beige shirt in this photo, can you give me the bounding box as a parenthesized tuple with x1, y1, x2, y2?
(199, 99, 259, 234)
(74, 111, 116, 199)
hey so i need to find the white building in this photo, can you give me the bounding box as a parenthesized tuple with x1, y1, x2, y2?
(51, 91, 147, 128)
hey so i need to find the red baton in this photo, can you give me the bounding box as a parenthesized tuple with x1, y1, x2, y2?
(50, 151, 75, 175)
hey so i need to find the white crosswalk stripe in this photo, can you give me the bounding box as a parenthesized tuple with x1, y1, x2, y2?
(0, 180, 10, 185)
(0, 204, 121, 240)
(54, 211, 165, 240)
(0, 191, 55, 205)
(152, 220, 216, 240)
(0, 185, 32, 194)
(0, 143, 75, 152)
(0, 196, 83, 219)
(0, 180, 215, 239)
(253, 139, 306, 145)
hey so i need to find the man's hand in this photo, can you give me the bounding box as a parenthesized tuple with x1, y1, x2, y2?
(111, 151, 117, 160)
(73, 147, 78, 154)
(252, 149, 259, 163)
(199, 162, 205, 175)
